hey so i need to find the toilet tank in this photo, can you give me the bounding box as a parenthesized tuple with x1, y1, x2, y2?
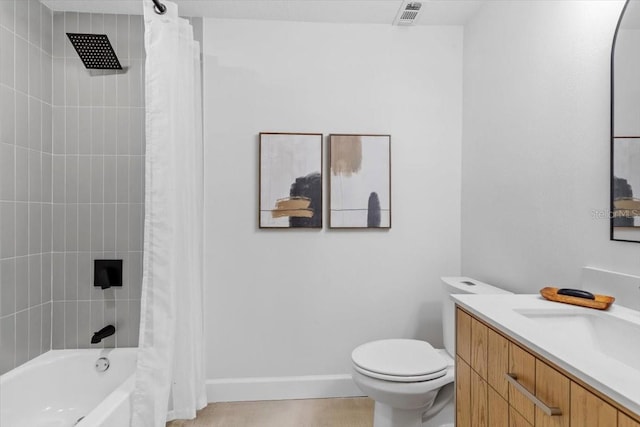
(441, 277, 513, 357)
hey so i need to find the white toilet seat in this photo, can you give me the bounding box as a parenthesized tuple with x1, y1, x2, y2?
(351, 339, 448, 383)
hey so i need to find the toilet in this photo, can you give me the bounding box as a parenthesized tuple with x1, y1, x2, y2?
(351, 277, 513, 427)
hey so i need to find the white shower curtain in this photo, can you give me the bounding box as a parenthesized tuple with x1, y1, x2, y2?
(131, 1, 206, 425)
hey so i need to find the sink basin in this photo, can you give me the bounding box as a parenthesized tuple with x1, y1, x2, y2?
(514, 308, 640, 371)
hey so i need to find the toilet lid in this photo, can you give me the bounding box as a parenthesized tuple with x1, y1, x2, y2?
(352, 339, 448, 380)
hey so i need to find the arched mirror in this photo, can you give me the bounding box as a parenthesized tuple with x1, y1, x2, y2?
(612, 0, 640, 242)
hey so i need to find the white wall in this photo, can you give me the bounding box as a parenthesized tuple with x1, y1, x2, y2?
(462, 1, 640, 293)
(203, 19, 462, 396)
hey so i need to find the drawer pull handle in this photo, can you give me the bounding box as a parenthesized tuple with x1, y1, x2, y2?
(504, 373, 562, 416)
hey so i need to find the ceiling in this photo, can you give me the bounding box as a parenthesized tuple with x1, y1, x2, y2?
(40, 0, 486, 26)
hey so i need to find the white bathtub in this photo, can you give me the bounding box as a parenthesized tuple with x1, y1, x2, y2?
(0, 348, 137, 427)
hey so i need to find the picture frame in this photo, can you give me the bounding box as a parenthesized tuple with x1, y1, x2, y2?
(329, 134, 391, 229)
(259, 132, 323, 228)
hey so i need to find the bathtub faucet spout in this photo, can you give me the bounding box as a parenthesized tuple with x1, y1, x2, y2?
(91, 325, 116, 344)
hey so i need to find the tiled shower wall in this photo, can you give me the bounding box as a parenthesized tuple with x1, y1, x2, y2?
(0, 0, 54, 374)
(50, 11, 145, 350)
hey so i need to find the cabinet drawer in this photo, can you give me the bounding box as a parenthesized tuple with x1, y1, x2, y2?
(488, 386, 509, 427)
(457, 308, 472, 364)
(620, 412, 640, 427)
(535, 359, 569, 427)
(487, 326, 509, 399)
(456, 356, 471, 427)
(510, 406, 534, 427)
(509, 342, 536, 425)
(471, 369, 488, 427)
(570, 382, 616, 427)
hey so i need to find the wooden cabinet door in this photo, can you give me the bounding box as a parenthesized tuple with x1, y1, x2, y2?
(535, 360, 569, 427)
(511, 406, 534, 427)
(509, 342, 536, 425)
(570, 382, 617, 427)
(488, 386, 509, 427)
(456, 356, 471, 427)
(471, 369, 488, 427)
(471, 317, 488, 379)
(487, 327, 509, 399)
(619, 412, 640, 427)
(457, 308, 472, 364)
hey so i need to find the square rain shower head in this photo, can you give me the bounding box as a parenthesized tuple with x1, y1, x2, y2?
(66, 33, 123, 70)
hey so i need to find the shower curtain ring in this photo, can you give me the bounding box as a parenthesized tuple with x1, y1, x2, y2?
(152, 0, 167, 14)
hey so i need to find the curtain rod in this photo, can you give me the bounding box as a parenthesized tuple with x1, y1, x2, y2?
(152, 0, 167, 14)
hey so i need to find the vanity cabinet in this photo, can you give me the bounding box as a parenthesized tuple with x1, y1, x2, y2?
(455, 307, 640, 427)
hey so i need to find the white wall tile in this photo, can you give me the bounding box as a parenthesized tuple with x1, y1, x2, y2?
(41, 302, 51, 352)
(28, 98, 42, 151)
(0, 27, 15, 88)
(64, 12, 78, 57)
(65, 203, 77, 251)
(65, 107, 78, 154)
(41, 52, 52, 104)
(116, 108, 129, 154)
(77, 301, 90, 348)
(0, 86, 15, 145)
(42, 4, 52, 55)
(65, 154, 77, 203)
(14, 202, 28, 256)
(90, 13, 104, 34)
(78, 108, 91, 154)
(78, 158, 91, 203)
(42, 203, 51, 253)
(116, 15, 129, 61)
(42, 104, 52, 153)
(64, 253, 78, 300)
(63, 300, 78, 348)
(0, 0, 15, 33)
(103, 156, 116, 202)
(28, 43, 41, 99)
(15, 91, 29, 148)
(0, 201, 15, 258)
(42, 154, 52, 203)
(27, 304, 41, 359)
(51, 301, 64, 349)
(77, 252, 90, 300)
(52, 12, 64, 58)
(51, 203, 65, 251)
(116, 204, 128, 252)
(14, 0, 28, 42)
(14, 147, 28, 201)
(15, 309, 28, 365)
(0, 315, 16, 374)
(41, 253, 51, 302)
(28, 202, 41, 254)
(28, 149, 41, 201)
(90, 204, 103, 251)
(0, 143, 15, 200)
(116, 156, 128, 203)
(14, 35, 28, 94)
(14, 256, 28, 311)
(0, 258, 16, 317)
(28, 254, 42, 306)
(77, 204, 90, 251)
(51, 253, 64, 301)
(27, 0, 41, 48)
(103, 203, 116, 251)
(52, 107, 65, 153)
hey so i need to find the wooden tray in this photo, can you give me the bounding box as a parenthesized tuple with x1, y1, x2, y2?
(540, 287, 615, 310)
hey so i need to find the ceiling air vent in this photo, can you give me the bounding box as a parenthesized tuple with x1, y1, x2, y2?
(393, 1, 423, 26)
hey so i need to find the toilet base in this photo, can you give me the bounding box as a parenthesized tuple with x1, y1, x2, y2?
(373, 402, 424, 427)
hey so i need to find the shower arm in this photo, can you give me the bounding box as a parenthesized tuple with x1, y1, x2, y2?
(152, 0, 167, 15)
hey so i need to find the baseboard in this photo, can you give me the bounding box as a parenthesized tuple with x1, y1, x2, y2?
(206, 374, 363, 402)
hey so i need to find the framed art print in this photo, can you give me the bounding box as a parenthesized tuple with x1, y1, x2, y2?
(329, 134, 391, 228)
(259, 133, 323, 228)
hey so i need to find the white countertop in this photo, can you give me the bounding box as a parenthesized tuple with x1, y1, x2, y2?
(451, 294, 640, 417)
